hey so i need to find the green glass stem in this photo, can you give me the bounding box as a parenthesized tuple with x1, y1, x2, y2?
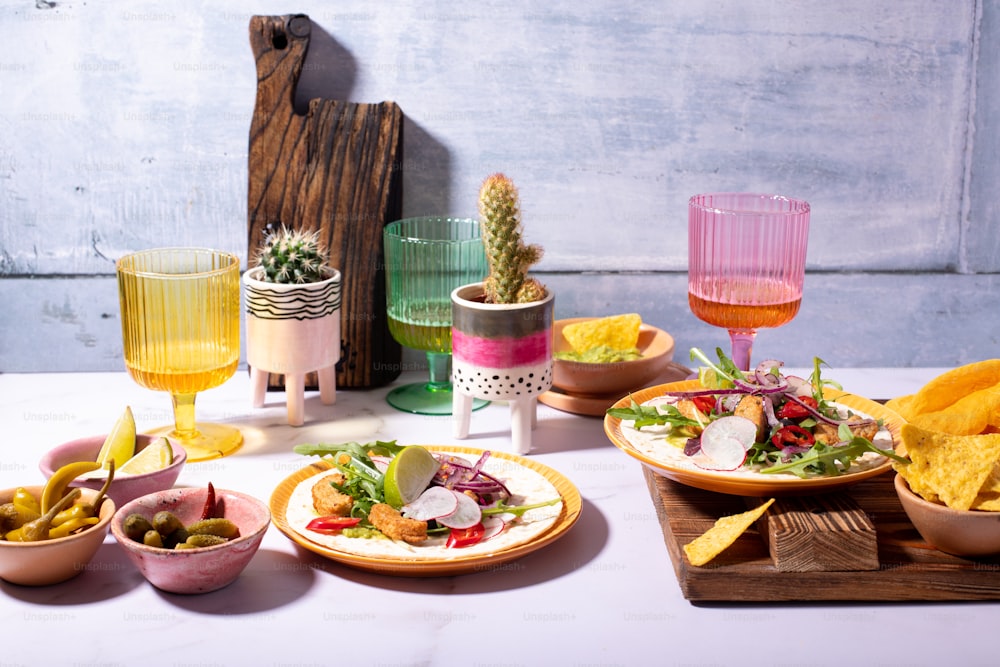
(426, 351, 452, 391)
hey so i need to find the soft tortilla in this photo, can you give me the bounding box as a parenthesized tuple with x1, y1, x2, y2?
(286, 452, 563, 560)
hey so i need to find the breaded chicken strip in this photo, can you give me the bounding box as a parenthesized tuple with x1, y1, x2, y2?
(368, 503, 428, 545)
(311, 473, 353, 516)
(813, 416, 880, 446)
(734, 394, 767, 441)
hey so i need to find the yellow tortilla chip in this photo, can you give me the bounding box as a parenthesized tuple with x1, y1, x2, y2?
(683, 498, 775, 567)
(972, 493, 1000, 511)
(909, 385, 1000, 436)
(905, 359, 1000, 417)
(884, 394, 915, 420)
(895, 423, 1000, 510)
(562, 313, 641, 353)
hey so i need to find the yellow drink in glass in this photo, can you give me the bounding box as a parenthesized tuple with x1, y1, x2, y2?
(117, 248, 242, 461)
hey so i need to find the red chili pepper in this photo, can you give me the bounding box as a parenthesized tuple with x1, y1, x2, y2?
(771, 424, 815, 449)
(776, 396, 818, 420)
(691, 395, 716, 414)
(306, 516, 362, 534)
(200, 482, 216, 520)
(446, 523, 485, 548)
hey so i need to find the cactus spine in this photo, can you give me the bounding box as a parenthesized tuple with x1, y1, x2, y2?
(478, 173, 546, 304)
(255, 225, 329, 284)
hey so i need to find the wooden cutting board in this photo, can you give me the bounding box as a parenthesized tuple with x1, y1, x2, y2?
(247, 14, 403, 388)
(644, 467, 1000, 602)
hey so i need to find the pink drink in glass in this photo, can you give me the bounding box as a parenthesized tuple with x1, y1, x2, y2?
(688, 193, 810, 371)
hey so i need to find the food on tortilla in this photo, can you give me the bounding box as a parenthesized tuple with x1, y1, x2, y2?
(368, 503, 428, 545)
(287, 444, 564, 561)
(311, 473, 353, 516)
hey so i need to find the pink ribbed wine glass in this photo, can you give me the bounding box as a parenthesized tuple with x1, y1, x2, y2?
(688, 193, 810, 371)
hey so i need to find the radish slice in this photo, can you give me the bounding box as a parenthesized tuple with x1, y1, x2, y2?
(369, 455, 391, 473)
(436, 490, 483, 529)
(481, 515, 507, 541)
(402, 486, 458, 520)
(696, 416, 757, 471)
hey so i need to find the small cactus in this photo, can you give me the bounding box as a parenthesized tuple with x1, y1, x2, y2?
(478, 173, 545, 304)
(254, 225, 329, 284)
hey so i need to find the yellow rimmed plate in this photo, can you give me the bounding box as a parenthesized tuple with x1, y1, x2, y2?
(604, 380, 905, 497)
(270, 446, 582, 576)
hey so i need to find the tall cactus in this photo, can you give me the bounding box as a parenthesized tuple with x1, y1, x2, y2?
(255, 225, 329, 284)
(478, 173, 546, 304)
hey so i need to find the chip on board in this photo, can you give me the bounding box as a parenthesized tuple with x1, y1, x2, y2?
(562, 313, 641, 353)
(683, 498, 775, 567)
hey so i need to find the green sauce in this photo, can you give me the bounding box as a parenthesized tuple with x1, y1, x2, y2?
(341, 527, 388, 540)
(555, 345, 643, 363)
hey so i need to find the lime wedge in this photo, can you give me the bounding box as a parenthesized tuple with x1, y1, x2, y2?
(383, 446, 441, 509)
(96, 406, 137, 470)
(117, 437, 173, 475)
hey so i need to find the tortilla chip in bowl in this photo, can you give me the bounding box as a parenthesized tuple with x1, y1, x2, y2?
(552, 316, 674, 397)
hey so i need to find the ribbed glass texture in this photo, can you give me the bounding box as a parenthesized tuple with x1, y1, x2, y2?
(384, 218, 488, 355)
(688, 193, 810, 329)
(117, 248, 241, 395)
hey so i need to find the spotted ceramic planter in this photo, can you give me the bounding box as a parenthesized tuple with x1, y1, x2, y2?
(243, 266, 342, 426)
(450, 282, 553, 453)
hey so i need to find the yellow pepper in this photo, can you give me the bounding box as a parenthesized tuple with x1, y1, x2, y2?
(12, 487, 40, 515)
(52, 503, 93, 527)
(47, 516, 99, 539)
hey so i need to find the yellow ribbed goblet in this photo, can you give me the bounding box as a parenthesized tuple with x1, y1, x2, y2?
(116, 248, 242, 461)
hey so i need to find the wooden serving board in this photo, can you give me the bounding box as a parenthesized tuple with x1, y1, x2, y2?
(643, 466, 1000, 602)
(247, 14, 403, 389)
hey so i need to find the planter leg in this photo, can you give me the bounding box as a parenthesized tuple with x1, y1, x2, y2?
(317, 365, 337, 405)
(251, 367, 268, 408)
(511, 398, 534, 455)
(286, 373, 305, 426)
(453, 390, 472, 439)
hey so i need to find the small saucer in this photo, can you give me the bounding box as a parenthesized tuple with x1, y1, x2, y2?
(539, 362, 693, 417)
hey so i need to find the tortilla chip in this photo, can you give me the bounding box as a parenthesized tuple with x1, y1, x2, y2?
(971, 493, 1000, 512)
(905, 359, 1000, 417)
(884, 394, 916, 420)
(908, 385, 1000, 436)
(895, 423, 1000, 510)
(562, 314, 641, 353)
(683, 498, 775, 567)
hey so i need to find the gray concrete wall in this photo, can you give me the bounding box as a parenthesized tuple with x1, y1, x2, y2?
(1, 1, 998, 372)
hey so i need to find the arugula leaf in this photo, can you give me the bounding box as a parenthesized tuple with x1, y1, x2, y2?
(293, 441, 407, 520)
(606, 397, 703, 432)
(293, 440, 405, 459)
(759, 430, 908, 478)
(483, 497, 562, 518)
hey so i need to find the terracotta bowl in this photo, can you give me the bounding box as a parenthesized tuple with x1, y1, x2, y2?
(0, 485, 116, 586)
(111, 486, 269, 594)
(552, 318, 675, 396)
(894, 474, 1000, 557)
(39, 434, 187, 508)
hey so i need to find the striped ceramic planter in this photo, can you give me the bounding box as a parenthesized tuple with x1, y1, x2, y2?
(450, 282, 553, 453)
(243, 266, 342, 425)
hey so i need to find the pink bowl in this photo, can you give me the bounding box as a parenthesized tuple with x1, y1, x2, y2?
(39, 434, 187, 508)
(895, 474, 1000, 557)
(0, 485, 116, 586)
(111, 486, 269, 594)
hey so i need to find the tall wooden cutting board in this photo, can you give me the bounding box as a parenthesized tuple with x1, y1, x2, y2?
(247, 14, 402, 388)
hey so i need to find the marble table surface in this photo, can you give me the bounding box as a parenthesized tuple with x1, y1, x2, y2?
(2, 367, 995, 666)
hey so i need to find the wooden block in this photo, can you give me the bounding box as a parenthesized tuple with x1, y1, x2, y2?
(247, 14, 403, 389)
(757, 494, 879, 572)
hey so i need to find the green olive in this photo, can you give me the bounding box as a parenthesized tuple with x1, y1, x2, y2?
(152, 511, 184, 536)
(142, 529, 164, 548)
(123, 513, 154, 542)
